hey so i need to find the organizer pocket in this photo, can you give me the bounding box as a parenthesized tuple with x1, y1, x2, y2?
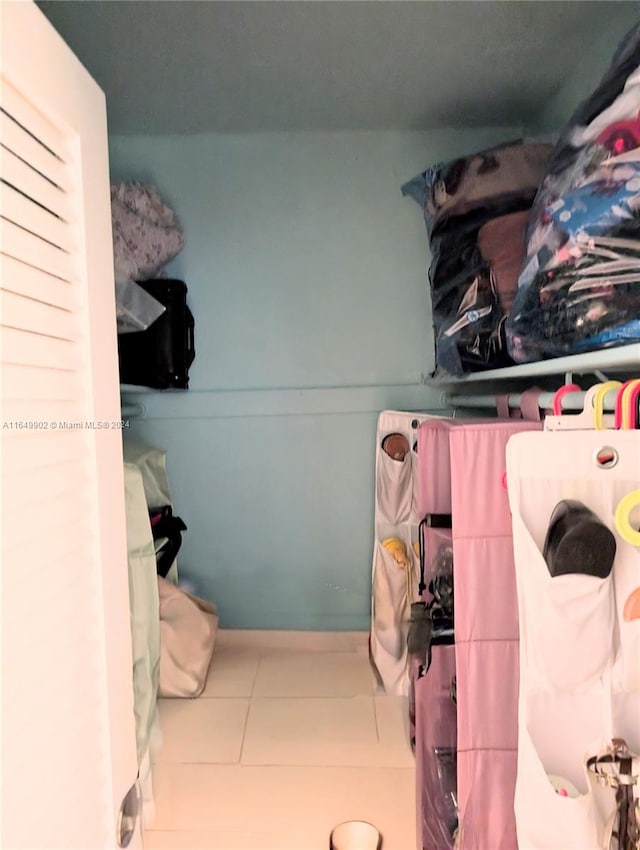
(410, 438, 420, 521)
(372, 534, 415, 662)
(513, 515, 615, 692)
(415, 645, 458, 850)
(608, 488, 640, 693)
(420, 525, 453, 599)
(515, 693, 614, 850)
(377, 438, 413, 524)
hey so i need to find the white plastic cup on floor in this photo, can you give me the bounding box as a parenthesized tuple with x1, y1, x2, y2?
(329, 820, 382, 850)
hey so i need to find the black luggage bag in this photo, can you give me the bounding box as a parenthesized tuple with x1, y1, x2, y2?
(118, 279, 195, 389)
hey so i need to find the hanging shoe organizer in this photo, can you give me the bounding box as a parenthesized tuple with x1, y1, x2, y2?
(506, 430, 640, 850)
(413, 417, 463, 850)
(411, 415, 542, 850)
(449, 419, 541, 850)
(370, 410, 436, 696)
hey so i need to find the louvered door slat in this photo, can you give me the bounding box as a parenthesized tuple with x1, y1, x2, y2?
(0, 108, 71, 190)
(7, 686, 98, 762)
(2, 482, 91, 550)
(5, 654, 97, 727)
(4, 618, 93, 679)
(0, 216, 74, 279)
(0, 78, 70, 162)
(4, 595, 98, 660)
(1, 325, 80, 371)
(4, 457, 90, 510)
(1, 288, 79, 340)
(2, 536, 88, 592)
(1, 398, 84, 422)
(2, 430, 87, 470)
(4, 572, 84, 633)
(0, 143, 72, 221)
(0, 181, 74, 251)
(3, 478, 92, 524)
(6, 696, 97, 780)
(2, 362, 82, 400)
(1, 252, 78, 311)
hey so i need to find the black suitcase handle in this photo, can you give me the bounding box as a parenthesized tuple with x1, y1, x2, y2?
(185, 307, 195, 369)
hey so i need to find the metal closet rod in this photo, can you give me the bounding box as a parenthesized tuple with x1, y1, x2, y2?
(443, 388, 620, 412)
(121, 402, 144, 419)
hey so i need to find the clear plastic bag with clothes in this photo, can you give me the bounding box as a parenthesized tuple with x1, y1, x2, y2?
(402, 141, 552, 376)
(506, 22, 640, 363)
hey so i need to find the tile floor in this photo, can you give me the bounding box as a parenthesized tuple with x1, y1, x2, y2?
(145, 630, 416, 850)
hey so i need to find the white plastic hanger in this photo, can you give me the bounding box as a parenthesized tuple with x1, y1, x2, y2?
(544, 383, 617, 431)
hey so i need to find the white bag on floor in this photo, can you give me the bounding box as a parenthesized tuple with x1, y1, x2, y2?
(158, 577, 219, 698)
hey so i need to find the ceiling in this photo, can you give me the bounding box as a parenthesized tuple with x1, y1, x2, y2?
(37, 0, 640, 135)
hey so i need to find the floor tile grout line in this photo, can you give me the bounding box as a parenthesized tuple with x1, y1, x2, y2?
(238, 654, 263, 764)
(248, 694, 377, 700)
(154, 760, 415, 770)
(154, 760, 416, 770)
(238, 696, 253, 765)
(249, 656, 262, 701)
(372, 694, 381, 743)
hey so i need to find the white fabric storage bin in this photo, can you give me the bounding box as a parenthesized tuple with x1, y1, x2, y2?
(506, 431, 640, 850)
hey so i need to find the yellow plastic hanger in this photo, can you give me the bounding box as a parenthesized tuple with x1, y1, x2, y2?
(614, 489, 640, 547)
(593, 381, 622, 430)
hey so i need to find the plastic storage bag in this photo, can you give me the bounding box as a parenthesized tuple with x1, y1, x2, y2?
(116, 278, 166, 334)
(402, 141, 552, 376)
(506, 22, 640, 363)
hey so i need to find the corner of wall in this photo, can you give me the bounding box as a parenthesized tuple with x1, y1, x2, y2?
(527, 5, 640, 136)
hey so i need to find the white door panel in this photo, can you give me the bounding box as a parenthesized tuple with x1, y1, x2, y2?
(1, 3, 139, 848)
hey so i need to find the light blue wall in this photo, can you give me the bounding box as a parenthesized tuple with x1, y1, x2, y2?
(111, 128, 519, 629)
(531, 8, 639, 133)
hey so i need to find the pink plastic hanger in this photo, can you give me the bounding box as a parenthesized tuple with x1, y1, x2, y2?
(616, 379, 640, 429)
(552, 383, 581, 416)
(625, 382, 640, 430)
(615, 379, 636, 429)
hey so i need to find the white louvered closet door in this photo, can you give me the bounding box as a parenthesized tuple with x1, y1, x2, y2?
(1, 3, 139, 849)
